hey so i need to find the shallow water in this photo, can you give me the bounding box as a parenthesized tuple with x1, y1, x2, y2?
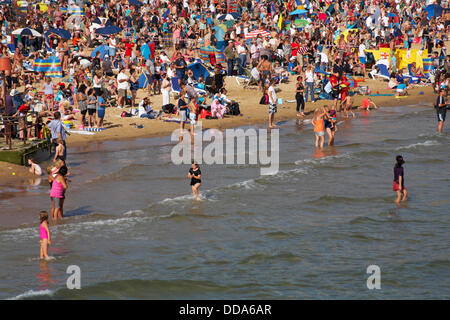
(0, 104, 449, 299)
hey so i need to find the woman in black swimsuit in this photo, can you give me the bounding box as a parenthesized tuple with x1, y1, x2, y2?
(188, 162, 201, 201)
(295, 76, 305, 117)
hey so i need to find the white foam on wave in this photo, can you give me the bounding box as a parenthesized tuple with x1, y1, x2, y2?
(123, 209, 144, 216)
(396, 140, 439, 150)
(160, 194, 195, 203)
(294, 153, 351, 166)
(8, 289, 54, 300)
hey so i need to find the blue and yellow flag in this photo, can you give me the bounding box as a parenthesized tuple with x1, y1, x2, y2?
(33, 57, 63, 78)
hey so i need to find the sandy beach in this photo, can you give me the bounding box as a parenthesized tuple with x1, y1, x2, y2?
(64, 76, 437, 147)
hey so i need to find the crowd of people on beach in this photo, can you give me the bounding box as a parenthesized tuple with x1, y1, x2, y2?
(0, 0, 448, 258)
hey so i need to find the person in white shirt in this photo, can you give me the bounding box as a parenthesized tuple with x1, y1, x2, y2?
(117, 67, 130, 109)
(304, 65, 315, 103)
(138, 97, 154, 118)
(161, 73, 172, 106)
(236, 39, 247, 75)
(267, 78, 277, 128)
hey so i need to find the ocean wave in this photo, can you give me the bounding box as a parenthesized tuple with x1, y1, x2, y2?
(25, 279, 229, 299)
(396, 140, 439, 150)
(8, 289, 54, 300)
(294, 153, 351, 166)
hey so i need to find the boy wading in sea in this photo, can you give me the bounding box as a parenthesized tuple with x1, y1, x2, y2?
(39, 211, 51, 259)
(188, 162, 201, 201)
(393, 155, 408, 204)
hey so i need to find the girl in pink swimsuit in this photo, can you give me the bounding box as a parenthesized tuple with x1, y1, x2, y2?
(50, 167, 68, 220)
(39, 211, 51, 259)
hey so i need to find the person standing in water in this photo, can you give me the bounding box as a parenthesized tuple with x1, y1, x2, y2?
(39, 211, 51, 259)
(188, 162, 201, 201)
(393, 155, 407, 204)
(435, 89, 447, 133)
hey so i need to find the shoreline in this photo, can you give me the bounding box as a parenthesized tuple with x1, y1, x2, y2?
(0, 82, 436, 183)
(65, 78, 436, 148)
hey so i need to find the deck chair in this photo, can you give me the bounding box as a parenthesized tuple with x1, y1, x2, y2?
(235, 68, 259, 88)
(401, 64, 428, 84)
(171, 77, 181, 94)
(371, 64, 390, 81)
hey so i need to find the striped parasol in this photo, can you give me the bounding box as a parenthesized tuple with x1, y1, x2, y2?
(244, 29, 271, 40)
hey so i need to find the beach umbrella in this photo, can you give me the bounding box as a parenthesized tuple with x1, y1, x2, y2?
(216, 13, 240, 21)
(92, 17, 114, 26)
(212, 25, 226, 41)
(387, 13, 397, 18)
(128, 0, 143, 6)
(221, 20, 235, 29)
(244, 29, 271, 40)
(12, 28, 42, 37)
(90, 45, 110, 60)
(0, 0, 12, 4)
(45, 28, 71, 40)
(95, 26, 122, 35)
(289, 9, 307, 16)
(424, 4, 443, 19)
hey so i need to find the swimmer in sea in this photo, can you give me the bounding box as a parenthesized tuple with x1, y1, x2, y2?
(188, 162, 202, 201)
(39, 211, 51, 259)
(393, 155, 407, 204)
(323, 105, 337, 146)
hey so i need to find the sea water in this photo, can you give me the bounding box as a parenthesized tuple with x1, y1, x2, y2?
(0, 104, 449, 299)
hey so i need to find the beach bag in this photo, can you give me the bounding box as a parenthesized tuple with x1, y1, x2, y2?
(162, 103, 176, 114)
(228, 102, 241, 116)
(259, 94, 269, 105)
(121, 111, 132, 117)
(200, 109, 212, 119)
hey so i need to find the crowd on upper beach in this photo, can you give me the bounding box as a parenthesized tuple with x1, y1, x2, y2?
(0, 0, 448, 147)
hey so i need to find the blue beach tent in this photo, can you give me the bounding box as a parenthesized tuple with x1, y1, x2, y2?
(187, 62, 213, 81)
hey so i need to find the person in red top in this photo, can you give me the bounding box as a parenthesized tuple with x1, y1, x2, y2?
(291, 38, 300, 58)
(13, 101, 31, 139)
(124, 40, 134, 68)
(329, 73, 340, 109)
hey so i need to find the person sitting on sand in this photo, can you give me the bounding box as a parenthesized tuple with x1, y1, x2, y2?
(388, 73, 399, 89)
(396, 82, 408, 97)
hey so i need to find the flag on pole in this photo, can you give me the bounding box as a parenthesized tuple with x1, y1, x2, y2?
(277, 14, 283, 30)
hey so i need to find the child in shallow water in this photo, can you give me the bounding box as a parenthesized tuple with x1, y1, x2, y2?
(39, 211, 51, 259)
(312, 108, 325, 148)
(393, 155, 408, 204)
